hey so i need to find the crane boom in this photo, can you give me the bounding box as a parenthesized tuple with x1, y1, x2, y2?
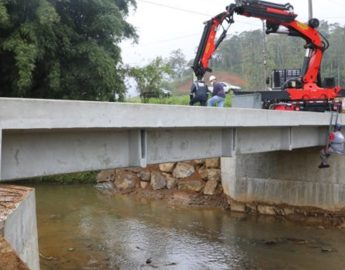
(192, 0, 344, 111)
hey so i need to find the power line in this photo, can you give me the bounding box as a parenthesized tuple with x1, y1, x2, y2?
(137, 0, 259, 26)
(138, 0, 210, 16)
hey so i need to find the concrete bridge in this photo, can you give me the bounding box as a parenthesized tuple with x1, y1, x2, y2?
(1, 97, 345, 211)
(1, 97, 345, 270)
(0, 98, 339, 180)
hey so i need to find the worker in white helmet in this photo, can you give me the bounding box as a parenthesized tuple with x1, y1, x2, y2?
(207, 75, 225, 107)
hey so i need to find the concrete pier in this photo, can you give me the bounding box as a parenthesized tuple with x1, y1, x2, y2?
(221, 149, 345, 212)
(0, 185, 39, 270)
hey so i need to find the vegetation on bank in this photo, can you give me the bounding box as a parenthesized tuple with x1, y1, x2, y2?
(126, 94, 232, 107)
(16, 172, 98, 185)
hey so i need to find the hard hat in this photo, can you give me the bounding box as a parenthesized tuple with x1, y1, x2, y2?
(209, 75, 216, 82)
(335, 123, 342, 130)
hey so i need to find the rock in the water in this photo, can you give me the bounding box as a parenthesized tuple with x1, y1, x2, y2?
(96, 169, 116, 183)
(114, 171, 138, 192)
(95, 182, 114, 191)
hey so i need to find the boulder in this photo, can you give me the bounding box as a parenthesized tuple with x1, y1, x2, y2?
(197, 166, 209, 180)
(205, 158, 220, 169)
(207, 169, 221, 182)
(114, 171, 138, 192)
(94, 182, 114, 191)
(140, 181, 149, 189)
(178, 179, 204, 192)
(173, 162, 195, 179)
(96, 169, 116, 183)
(151, 171, 167, 190)
(163, 173, 177, 189)
(257, 205, 276, 216)
(203, 180, 218, 195)
(137, 170, 151, 182)
(159, 163, 175, 173)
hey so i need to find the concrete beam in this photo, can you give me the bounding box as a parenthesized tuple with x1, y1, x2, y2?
(236, 126, 328, 153)
(1, 128, 236, 180)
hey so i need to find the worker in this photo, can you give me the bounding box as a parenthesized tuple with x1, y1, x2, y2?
(319, 124, 345, 169)
(207, 75, 225, 107)
(189, 79, 209, 106)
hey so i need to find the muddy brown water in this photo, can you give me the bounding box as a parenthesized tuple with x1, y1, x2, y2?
(32, 184, 345, 270)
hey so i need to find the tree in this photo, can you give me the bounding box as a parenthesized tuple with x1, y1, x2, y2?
(129, 57, 172, 100)
(167, 49, 187, 79)
(0, 0, 137, 100)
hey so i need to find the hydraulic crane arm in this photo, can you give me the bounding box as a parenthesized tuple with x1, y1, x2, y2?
(192, 11, 234, 79)
(192, 0, 328, 89)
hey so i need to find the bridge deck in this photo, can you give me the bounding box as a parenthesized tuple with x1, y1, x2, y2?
(0, 98, 342, 180)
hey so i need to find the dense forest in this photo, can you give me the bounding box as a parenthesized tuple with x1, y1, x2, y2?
(211, 21, 345, 90)
(0, 0, 137, 100)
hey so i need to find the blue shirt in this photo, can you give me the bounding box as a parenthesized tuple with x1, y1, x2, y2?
(212, 82, 225, 98)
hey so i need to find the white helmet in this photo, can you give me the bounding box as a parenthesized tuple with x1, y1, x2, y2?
(209, 75, 216, 82)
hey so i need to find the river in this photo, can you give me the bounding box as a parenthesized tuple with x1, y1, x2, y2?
(33, 184, 345, 270)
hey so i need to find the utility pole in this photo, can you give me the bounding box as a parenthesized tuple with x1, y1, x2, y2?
(262, 20, 269, 90)
(308, 0, 313, 20)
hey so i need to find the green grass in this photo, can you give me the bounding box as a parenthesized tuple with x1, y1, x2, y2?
(126, 94, 232, 107)
(16, 171, 99, 184)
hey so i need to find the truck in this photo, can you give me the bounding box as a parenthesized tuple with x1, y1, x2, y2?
(192, 0, 345, 112)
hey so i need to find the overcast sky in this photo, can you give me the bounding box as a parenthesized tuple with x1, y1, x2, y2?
(120, 0, 345, 66)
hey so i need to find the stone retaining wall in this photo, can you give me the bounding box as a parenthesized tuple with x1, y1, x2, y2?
(96, 158, 225, 203)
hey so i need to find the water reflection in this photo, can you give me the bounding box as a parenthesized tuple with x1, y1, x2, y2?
(34, 184, 345, 270)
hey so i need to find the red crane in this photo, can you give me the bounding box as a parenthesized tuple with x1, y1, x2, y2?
(192, 0, 345, 111)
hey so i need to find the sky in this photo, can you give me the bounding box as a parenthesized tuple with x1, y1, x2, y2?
(120, 0, 345, 67)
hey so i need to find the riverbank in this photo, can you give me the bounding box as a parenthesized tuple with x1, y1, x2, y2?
(95, 158, 345, 229)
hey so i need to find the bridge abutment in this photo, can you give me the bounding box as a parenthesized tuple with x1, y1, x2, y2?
(0, 185, 39, 269)
(222, 149, 345, 213)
